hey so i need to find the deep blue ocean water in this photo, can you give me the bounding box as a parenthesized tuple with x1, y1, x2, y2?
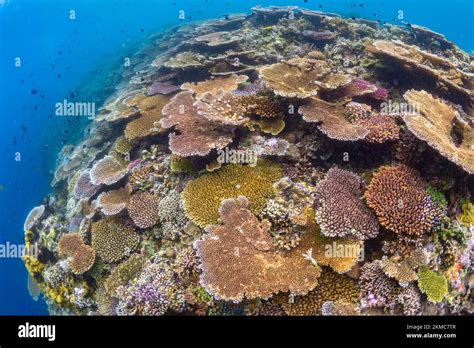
(0, 0, 472, 315)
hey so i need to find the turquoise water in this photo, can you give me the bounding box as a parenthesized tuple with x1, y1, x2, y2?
(0, 0, 472, 315)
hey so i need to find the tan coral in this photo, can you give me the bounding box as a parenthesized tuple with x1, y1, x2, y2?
(402, 89, 474, 174)
(258, 63, 326, 98)
(299, 98, 369, 141)
(70, 244, 96, 275)
(90, 155, 129, 186)
(366, 40, 473, 102)
(194, 196, 322, 302)
(96, 184, 132, 216)
(57, 233, 84, 258)
(181, 74, 248, 100)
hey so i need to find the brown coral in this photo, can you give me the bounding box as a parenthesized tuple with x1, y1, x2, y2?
(314, 168, 379, 240)
(96, 184, 132, 216)
(127, 192, 160, 229)
(194, 196, 322, 302)
(90, 155, 129, 186)
(195, 90, 250, 126)
(57, 233, 84, 258)
(299, 98, 369, 141)
(181, 74, 248, 100)
(91, 219, 140, 263)
(70, 244, 96, 275)
(365, 164, 441, 235)
(357, 113, 400, 144)
(403, 89, 474, 174)
(160, 91, 233, 157)
(73, 170, 101, 200)
(124, 94, 171, 141)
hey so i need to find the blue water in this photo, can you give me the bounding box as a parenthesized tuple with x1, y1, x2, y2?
(0, 0, 472, 315)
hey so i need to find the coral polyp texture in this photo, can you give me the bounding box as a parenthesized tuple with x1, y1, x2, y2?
(365, 165, 442, 235)
(22, 6, 473, 316)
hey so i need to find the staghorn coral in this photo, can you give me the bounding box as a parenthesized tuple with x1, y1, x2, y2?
(160, 91, 233, 157)
(181, 74, 248, 100)
(194, 196, 322, 302)
(314, 168, 379, 240)
(397, 283, 422, 315)
(299, 98, 369, 141)
(365, 164, 442, 235)
(182, 161, 282, 227)
(128, 192, 160, 229)
(403, 89, 474, 174)
(90, 155, 129, 186)
(277, 269, 359, 315)
(417, 266, 448, 303)
(91, 219, 140, 263)
(96, 184, 132, 216)
(70, 244, 96, 275)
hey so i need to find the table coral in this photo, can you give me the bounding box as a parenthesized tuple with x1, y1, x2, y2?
(194, 196, 322, 302)
(182, 161, 282, 227)
(417, 266, 448, 303)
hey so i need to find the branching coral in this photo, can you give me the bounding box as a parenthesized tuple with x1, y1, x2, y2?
(417, 266, 448, 303)
(403, 89, 474, 174)
(359, 260, 398, 308)
(90, 155, 129, 186)
(127, 192, 160, 229)
(365, 164, 442, 235)
(194, 196, 322, 302)
(314, 168, 379, 240)
(357, 114, 399, 144)
(160, 91, 233, 157)
(91, 219, 140, 263)
(182, 161, 282, 227)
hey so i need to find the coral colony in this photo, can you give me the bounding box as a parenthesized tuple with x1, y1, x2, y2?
(22, 6, 472, 316)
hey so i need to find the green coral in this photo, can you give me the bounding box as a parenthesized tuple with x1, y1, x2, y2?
(425, 184, 447, 211)
(170, 155, 197, 174)
(417, 266, 448, 303)
(104, 253, 146, 296)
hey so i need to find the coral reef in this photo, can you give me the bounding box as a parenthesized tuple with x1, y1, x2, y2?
(23, 6, 472, 317)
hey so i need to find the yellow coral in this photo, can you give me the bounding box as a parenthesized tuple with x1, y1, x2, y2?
(182, 161, 282, 227)
(458, 201, 474, 228)
(23, 256, 45, 276)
